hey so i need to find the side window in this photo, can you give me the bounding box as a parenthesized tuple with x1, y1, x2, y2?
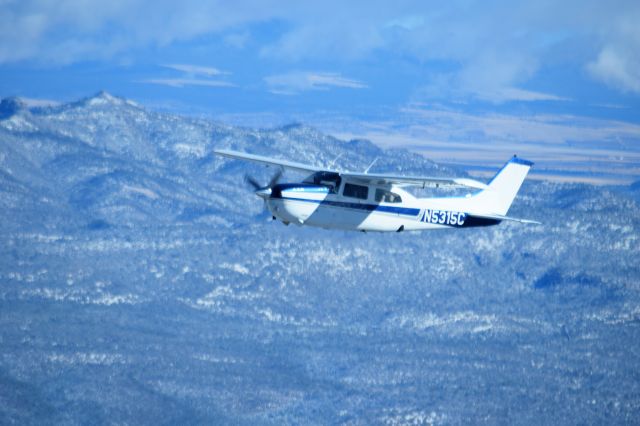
(375, 189, 402, 203)
(343, 183, 369, 200)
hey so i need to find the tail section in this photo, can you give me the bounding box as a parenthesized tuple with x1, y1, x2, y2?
(471, 156, 533, 215)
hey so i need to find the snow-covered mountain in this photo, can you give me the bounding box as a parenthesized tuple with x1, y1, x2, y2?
(1, 92, 638, 424)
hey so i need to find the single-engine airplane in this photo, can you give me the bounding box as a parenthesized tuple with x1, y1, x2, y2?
(215, 149, 539, 232)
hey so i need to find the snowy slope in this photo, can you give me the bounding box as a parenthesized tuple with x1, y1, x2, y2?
(0, 93, 639, 424)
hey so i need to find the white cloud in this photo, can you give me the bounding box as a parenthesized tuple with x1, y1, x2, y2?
(585, 6, 640, 94)
(588, 46, 640, 94)
(141, 63, 233, 89)
(0, 0, 283, 64)
(265, 71, 367, 94)
(416, 75, 569, 104)
(163, 64, 227, 77)
(141, 78, 234, 88)
(2, 0, 640, 100)
(492, 88, 569, 102)
(466, 87, 570, 103)
(306, 73, 367, 89)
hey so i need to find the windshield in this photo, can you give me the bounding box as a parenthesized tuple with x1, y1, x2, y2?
(305, 172, 342, 194)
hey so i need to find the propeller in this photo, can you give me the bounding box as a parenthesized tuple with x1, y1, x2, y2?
(244, 168, 283, 215)
(244, 175, 262, 191)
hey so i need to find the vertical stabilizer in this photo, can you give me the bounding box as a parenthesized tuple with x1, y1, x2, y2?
(471, 156, 533, 215)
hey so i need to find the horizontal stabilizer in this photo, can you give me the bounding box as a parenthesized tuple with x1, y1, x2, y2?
(468, 213, 541, 225)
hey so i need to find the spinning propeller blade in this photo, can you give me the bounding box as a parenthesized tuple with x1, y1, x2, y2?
(244, 168, 283, 217)
(244, 174, 261, 191)
(267, 168, 283, 189)
(244, 168, 283, 193)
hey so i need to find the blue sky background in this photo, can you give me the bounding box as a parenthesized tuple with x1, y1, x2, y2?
(1, 0, 639, 182)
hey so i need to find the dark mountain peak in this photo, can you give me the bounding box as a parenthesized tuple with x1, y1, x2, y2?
(0, 97, 28, 119)
(278, 122, 304, 131)
(274, 122, 327, 139)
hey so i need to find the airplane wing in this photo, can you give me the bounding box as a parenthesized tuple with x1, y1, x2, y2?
(215, 149, 488, 190)
(344, 172, 489, 190)
(214, 149, 322, 174)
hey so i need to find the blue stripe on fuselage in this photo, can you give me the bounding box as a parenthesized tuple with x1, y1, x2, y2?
(274, 193, 421, 216)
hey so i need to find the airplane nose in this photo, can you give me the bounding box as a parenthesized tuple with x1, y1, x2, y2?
(255, 188, 272, 199)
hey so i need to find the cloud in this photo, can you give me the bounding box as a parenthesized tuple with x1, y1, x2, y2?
(0, 0, 282, 64)
(140, 63, 233, 88)
(141, 78, 234, 88)
(2, 0, 640, 100)
(588, 46, 640, 94)
(416, 73, 569, 104)
(479, 88, 569, 103)
(585, 5, 640, 94)
(162, 64, 227, 77)
(256, 1, 640, 100)
(265, 71, 367, 94)
(305, 73, 367, 89)
(260, 18, 386, 62)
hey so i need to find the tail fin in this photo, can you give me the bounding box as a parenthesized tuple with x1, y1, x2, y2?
(471, 156, 533, 215)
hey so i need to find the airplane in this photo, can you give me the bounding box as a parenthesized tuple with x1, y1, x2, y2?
(214, 149, 540, 232)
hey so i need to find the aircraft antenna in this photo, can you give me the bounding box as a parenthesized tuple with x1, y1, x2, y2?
(364, 157, 378, 174)
(327, 153, 343, 169)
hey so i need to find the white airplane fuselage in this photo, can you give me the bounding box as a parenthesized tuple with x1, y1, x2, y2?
(265, 182, 498, 232)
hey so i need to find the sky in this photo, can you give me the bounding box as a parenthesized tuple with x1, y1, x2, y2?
(1, 0, 639, 183)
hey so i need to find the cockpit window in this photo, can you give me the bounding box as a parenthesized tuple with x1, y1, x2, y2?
(306, 172, 341, 194)
(375, 188, 402, 203)
(343, 183, 369, 200)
